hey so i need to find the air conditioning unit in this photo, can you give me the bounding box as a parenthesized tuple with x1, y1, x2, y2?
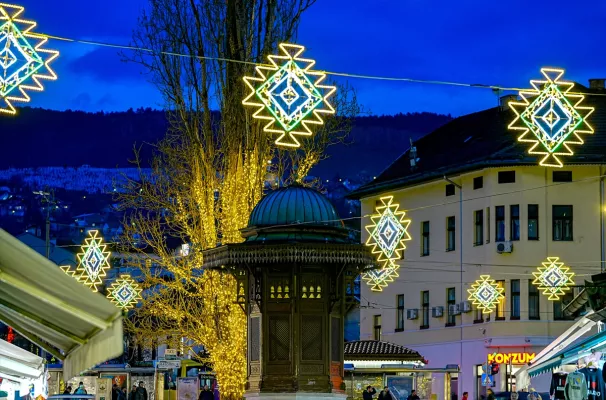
(432, 306, 444, 318)
(496, 241, 513, 253)
(449, 304, 461, 316)
(460, 301, 472, 313)
(407, 309, 418, 320)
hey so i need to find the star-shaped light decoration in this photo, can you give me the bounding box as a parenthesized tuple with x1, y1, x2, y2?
(60, 265, 79, 279)
(362, 263, 400, 292)
(75, 230, 111, 292)
(468, 275, 505, 314)
(509, 68, 594, 168)
(532, 257, 575, 301)
(107, 275, 142, 310)
(362, 196, 411, 291)
(0, 3, 58, 115)
(243, 43, 336, 148)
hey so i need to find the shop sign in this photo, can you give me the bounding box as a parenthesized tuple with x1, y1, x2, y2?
(487, 352, 535, 365)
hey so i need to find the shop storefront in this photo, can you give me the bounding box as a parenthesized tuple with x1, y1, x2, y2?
(514, 312, 603, 395)
(0, 229, 124, 383)
(0, 338, 45, 399)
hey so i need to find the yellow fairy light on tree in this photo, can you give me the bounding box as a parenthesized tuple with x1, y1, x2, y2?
(75, 230, 111, 292)
(509, 68, 594, 167)
(107, 274, 142, 310)
(532, 257, 575, 301)
(362, 195, 411, 291)
(0, 3, 59, 115)
(468, 275, 505, 314)
(243, 43, 336, 148)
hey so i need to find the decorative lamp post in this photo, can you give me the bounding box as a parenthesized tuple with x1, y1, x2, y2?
(202, 185, 374, 399)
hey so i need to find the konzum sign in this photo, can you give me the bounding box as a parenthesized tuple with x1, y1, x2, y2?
(487, 353, 535, 365)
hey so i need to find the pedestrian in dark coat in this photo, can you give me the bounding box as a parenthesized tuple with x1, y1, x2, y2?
(128, 385, 137, 400)
(363, 385, 377, 400)
(134, 382, 147, 400)
(198, 385, 213, 400)
(378, 387, 394, 400)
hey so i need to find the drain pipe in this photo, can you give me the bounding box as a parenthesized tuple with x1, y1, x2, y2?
(601, 168, 605, 272)
(444, 175, 463, 398)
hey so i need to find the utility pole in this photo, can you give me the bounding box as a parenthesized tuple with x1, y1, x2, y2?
(33, 189, 55, 259)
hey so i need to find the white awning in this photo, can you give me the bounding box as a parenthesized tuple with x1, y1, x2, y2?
(0, 338, 44, 380)
(0, 229, 123, 380)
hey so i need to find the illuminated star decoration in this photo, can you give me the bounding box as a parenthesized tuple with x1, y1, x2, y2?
(243, 43, 336, 148)
(362, 196, 411, 291)
(509, 68, 594, 168)
(75, 230, 111, 292)
(532, 257, 575, 301)
(468, 275, 505, 314)
(59, 265, 79, 279)
(107, 275, 142, 310)
(0, 3, 58, 115)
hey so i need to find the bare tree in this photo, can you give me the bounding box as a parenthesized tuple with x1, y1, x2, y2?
(117, 1, 360, 398)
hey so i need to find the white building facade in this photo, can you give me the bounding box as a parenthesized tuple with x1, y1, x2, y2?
(350, 87, 606, 400)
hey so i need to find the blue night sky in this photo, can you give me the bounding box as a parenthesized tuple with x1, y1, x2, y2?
(19, 0, 606, 116)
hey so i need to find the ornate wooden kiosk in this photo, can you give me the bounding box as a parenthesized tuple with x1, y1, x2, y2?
(203, 186, 374, 399)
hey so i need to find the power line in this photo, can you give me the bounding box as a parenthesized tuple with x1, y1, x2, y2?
(30, 32, 606, 97)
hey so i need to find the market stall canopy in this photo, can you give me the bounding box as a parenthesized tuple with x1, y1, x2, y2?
(527, 328, 606, 377)
(0, 229, 123, 380)
(0, 338, 44, 380)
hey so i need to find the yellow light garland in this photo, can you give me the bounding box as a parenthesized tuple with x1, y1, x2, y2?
(532, 256, 575, 301)
(468, 275, 505, 314)
(75, 230, 111, 292)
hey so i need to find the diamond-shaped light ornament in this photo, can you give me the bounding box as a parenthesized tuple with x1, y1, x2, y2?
(362, 196, 411, 291)
(532, 257, 575, 301)
(107, 275, 142, 310)
(243, 43, 336, 148)
(509, 68, 594, 168)
(75, 230, 111, 292)
(468, 275, 505, 314)
(0, 3, 59, 115)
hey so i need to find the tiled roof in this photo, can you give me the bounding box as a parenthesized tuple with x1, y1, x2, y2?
(344, 340, 425, 361)
(349, 83, 606, 199)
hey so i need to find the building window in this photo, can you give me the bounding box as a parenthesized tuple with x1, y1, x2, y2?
(554, 292, 575, 321)
(474, 210, 484, 246)
(498, 170, 516, 184)
(553, 171, 572, 183)
(373, 315, 382, 340)
(486, 207, 490, 243)
(496, 280, 505, 320)
(421, 221, 430, 256)
(529, 281, 540, 320)
(447, 216, 455, 251)
(528, 204, 539, 240)
(553, 205, 573, 241)
(510, 205, 520, 241)
(421, 291, 429, 329)
(446, 184, 455, 196)
(496, 206, 505, 242)
(474, 176, 483, 190)
(396, 295, 404, 331)
(447, 287, 456, 326)
(511, 280, 520, 320)
(473, 304, 484, 323)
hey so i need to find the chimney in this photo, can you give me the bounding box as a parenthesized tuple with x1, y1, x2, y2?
(589, 79, 606, 90)
(499, 94, 518, 111)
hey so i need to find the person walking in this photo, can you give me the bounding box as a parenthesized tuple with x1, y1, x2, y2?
(198, 385, 213, 400)
(63, 386, 72, 395)
(135, 382, 148, 400)
(407, 389, 420, 400)
(378, 386, 393, 400)
(363, 386, 377, 400)
(462, 392, 469, 400)
(128, 385, 138, 400)
(119, 388, 127, 400)
(74, 382, 87, 395)
(112, 384, 119, 400)
(487, 389, 496, 400)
